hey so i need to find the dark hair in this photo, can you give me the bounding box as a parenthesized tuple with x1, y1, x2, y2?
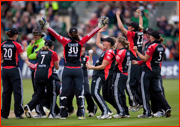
(110, 37, 117, 50)
(5, 31, 15, 38)
(42, 46, 49, 51)
(117, 36, 130, 50)
(69, 32, 80, 41)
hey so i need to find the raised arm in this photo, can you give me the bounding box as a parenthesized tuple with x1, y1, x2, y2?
(96, 27, 106, 50)
(38, 17, 69, 47)
(79, 16, 109, 45)
(79, 26, 101, 45)
(116, 11, 128, 35)
(47, 27, 69, 47)
(136, 9, 143, 28)
(88, 50, 93, 65)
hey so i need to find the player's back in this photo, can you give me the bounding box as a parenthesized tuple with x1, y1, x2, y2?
(35, 49, 55, 81)
(126, 30, 143, 59)
(144, 41, 165, 75)
(64, 38, 82, 67)
(1, 40, 22, 67)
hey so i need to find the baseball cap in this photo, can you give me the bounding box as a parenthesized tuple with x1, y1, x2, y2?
(8, 28, 21, 35)
(143, 27, 154, 34)
(149, 30, 161, 39)
(126, 21, 139, 31)
(45, 40, 55, 47)
(69, 27, 78, 34)
(101, 37, 115, 46)
(32, 28, 45, 37)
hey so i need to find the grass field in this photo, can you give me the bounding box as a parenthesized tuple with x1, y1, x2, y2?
(1, 79, 179, 126)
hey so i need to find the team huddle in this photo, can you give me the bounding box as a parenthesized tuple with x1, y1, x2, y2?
(1, 9, 171, 120)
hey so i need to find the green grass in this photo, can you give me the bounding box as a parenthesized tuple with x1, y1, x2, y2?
(1, 79, 179, 126)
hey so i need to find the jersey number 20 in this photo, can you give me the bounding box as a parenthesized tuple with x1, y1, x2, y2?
(3, 48, 12, 58)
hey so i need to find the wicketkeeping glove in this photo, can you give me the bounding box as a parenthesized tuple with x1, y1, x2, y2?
(38, 17, 49, 29)
(98, 16, 109, 28)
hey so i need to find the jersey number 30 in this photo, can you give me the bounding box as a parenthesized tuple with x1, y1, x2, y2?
(68, 46, 78, 54)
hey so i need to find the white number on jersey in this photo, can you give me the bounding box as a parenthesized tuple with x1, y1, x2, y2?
(41, 55, 45, 64)
(137, 32, 143, 47)
(3, 48, 12, 59)
(68, 46, 78, 54)
(157, 52, 162, 61)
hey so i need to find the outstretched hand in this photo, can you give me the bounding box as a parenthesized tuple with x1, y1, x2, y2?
(38, 17, 49, 29)
(98, 16, 109, 28)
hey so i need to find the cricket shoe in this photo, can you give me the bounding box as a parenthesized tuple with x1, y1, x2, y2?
(48, 114, 55, 119)
(24, 105, 31, 118)
(129, 105, 138, 112)
(33, 114, 46, 118)
(113, 114, 126, 118)
(132, 104, 143, 112)
(165, 109, 171, 117)
(78, 116, 86, 120)
(152, 111, 163, 117)
(16, 116, 24, 119)
(43, 107, 50, 112)
(97, 115, 112, 119)
(89, 112, 95, 117)
(89, 105, 98, 117)
(137, 114, 152, 118)
(108, 111, 113, 116)
(55, 113, 60, 119)
(125, 115, 130, 118)
(60, 117, 67, 120)
(1, 116, 8, 119)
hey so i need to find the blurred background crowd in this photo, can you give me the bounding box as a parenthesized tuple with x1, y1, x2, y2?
(1, 1, 179, 61)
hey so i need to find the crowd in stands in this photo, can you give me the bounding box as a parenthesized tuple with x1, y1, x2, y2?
(1, 1, 179, 61)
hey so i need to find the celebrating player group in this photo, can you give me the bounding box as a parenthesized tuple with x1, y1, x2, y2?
(1, 9, 171, 120)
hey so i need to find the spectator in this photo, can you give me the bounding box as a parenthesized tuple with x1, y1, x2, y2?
(24, 2, 35, 15)
(89, 13, 98, 29)
(70, 7, 78, 27)
(45, 1, 59, 15)
(50, 15, 63, 34)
